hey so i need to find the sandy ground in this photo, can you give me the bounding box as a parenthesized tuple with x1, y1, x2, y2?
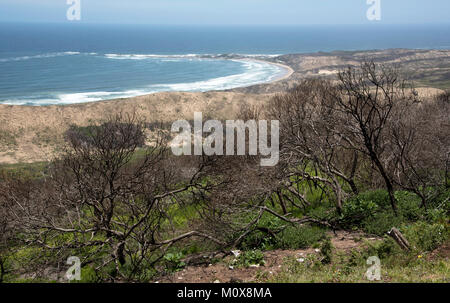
(0, 92, 274, 163)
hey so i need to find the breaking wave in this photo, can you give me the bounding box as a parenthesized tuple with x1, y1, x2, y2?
(0, 52, 288, 105)
(0, 52, 82, 63)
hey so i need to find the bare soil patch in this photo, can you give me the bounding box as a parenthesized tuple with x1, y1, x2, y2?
(158, 231, 380, 283)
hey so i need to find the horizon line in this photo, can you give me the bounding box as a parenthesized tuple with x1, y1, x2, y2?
(1, 21, 450, 27)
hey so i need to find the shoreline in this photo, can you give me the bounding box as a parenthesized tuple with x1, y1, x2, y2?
(0, 57, 293, 107)
(246, 58, 294, 83)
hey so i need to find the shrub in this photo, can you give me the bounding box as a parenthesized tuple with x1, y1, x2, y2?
(319, 237, 333, 264)
(425, 208, 447, 224)
(236, 250, 265, 267)
(341, 193, 381, 226)
(365, 238, 399, 259)
(396, 191, 423, 221)
(163, 252, 186, 272)
(239, 215, 285, 250)
(239, 231, 274, 251)
(75, 266, 102, 283)
(277, 226, 326, 249)
(363, 211, 403, 236)
(240, 223, 326, 251)
(402, 222, 448, 252)
(306, 204, 336, 222)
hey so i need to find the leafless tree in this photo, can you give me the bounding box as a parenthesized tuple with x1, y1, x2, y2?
(389, 91, 450, 207)
(266, 79, 361, 214)
(330, 62, 420, 215)
(1, 114, 223, 281)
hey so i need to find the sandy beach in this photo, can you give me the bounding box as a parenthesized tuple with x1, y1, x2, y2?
(243, 58, 294, 83)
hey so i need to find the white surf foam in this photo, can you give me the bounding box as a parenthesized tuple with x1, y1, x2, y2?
(0, 52, 281, 63)
(0, 55, 288, 105)
(0, 51, 81, 63)
(147, 60, 284, 92)
(104, 53, 200, 60)
(57, 90, 150, 104)
(103, 53, 281, 60)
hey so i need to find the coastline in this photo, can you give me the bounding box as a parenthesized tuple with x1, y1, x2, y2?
(0, 56, 293, 107)
(245, 58, 294, 83)
(1, 48, 449, 164)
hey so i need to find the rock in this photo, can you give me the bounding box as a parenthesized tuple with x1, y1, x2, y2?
(296, 258, 305, 263)
(213, 280, 220, 283)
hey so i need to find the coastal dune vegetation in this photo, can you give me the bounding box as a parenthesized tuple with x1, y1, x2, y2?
(0, 61, 449, 283)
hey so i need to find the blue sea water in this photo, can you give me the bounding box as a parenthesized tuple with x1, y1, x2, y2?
(1, 23, 449, 105)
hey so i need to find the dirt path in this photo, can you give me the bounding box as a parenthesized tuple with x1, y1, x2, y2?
(158, 231, 379, 283)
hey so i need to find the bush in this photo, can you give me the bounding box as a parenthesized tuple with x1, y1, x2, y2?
(358, 190, 391, 208)
(341, 190, 441, 235)
(163, 252, 186, 272)
(277, 226, 326, 249)
(240, 223, 326, 251)
(239, 215, 285, 250)
(402, 222, 448, 252)
(396, 191, 423, 221)
(75, 266, 102, 283)
(319, 237, 333, 264)
(341, 192, 381, 226)
(425, 208, 448, 224)
(365, 238, 399, 259)
(236, 250, 265, 267)
(363, 211, 403, 236)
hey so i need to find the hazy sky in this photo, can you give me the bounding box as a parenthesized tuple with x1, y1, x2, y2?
(0, 0, 449, 25)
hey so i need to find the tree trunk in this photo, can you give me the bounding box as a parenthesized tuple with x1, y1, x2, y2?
(372, 155, 398, 216)
(349, 180, 359, 196)
(420, 195, 427, 209)
(349, 152, 359, 195)
(387, 228, 410, 251)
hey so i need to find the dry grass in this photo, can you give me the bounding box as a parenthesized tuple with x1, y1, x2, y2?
(0, 91, 273, 163)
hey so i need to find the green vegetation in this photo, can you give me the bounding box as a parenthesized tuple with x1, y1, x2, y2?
(0, 63, 448, 283)
(163, 252, 186, 272)
(271, 248, 449, 283)
(235, 250, 266, 268)
(240, 217, 326, 251)
(0, 161, 49, 180)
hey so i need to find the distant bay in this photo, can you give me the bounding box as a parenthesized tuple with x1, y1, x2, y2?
(1, 23, 449, 105)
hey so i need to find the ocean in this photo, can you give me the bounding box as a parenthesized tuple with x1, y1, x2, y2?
(1, 23, 450, 106)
